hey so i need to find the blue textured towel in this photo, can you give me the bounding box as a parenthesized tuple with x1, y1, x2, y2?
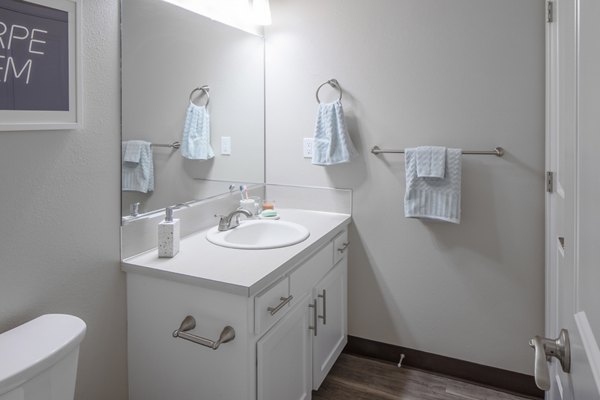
(123, 141, 143, 163)
(405, 147, 462, 224)
(122, 140, 154, 193)
(181, 103, 215, 160)
(416, 146, 446, 178)
(312, 100, 357, 166)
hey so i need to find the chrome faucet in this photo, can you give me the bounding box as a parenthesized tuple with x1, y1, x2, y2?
(217, 208, 253, 231)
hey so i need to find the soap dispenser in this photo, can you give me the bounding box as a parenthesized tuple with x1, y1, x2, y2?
(158, 207, 180, 258)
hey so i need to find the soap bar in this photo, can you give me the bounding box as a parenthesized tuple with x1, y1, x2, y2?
(260, 209, 278, 218)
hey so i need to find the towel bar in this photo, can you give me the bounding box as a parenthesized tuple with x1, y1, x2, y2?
(371, 146, 504, 157)
(172, 316, 235, 350)
(152, 141, 181, 150)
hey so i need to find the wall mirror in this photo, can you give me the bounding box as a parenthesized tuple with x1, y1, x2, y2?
(121, 0, 265, 219)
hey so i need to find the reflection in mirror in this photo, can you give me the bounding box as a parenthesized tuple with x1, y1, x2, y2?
(121, 0, 265, 219)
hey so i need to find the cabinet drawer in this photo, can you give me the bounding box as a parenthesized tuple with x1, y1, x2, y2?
(333, 230, 349, 265)
(290, 242, 333, 300)
(255, 276, 291, 335)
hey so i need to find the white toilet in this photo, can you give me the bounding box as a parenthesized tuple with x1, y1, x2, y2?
(0, 314, 86, 400)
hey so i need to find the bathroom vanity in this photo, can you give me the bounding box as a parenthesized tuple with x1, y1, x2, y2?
(122, 209, 350, 400)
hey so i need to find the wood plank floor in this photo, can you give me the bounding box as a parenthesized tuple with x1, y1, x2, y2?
(312, 354, 534, 400)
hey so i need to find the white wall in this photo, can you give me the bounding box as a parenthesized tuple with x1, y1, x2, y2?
(579, 0, 600, 341)
(266, 0, 545, 374)
(0, 1, 127, 399)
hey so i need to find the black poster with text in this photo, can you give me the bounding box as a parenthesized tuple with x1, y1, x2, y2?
(0, 0, 69, 111)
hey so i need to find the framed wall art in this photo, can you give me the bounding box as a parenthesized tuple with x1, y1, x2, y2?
(0, 0, 81, 131)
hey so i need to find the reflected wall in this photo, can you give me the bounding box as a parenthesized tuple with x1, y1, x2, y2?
(121, 0, 265, 216)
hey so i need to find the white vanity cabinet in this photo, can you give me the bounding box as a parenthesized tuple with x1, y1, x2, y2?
(125, 227, 348, 400)
(257, 294, 313, 400)
(258, 230, 349, 399)
(312, 253, 347, 389)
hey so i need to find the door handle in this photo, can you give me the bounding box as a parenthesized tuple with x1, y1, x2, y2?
(528, 329, 571, 390)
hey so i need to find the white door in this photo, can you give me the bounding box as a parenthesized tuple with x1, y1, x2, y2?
(545, 0, 600, 398)
(257, 294, 312, 400)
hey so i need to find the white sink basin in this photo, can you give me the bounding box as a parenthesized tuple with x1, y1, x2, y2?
(206, 220, 310, 250)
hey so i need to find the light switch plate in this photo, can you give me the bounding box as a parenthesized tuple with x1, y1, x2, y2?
(221, 137, 231, 155)
(303, 138, 313, 158)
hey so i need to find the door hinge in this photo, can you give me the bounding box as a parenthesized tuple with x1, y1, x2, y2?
(546, 171, 554, 193)
(547, 1, 554, 23)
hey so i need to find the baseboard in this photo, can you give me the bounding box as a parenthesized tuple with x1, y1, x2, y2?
(344, 335, 544, 399)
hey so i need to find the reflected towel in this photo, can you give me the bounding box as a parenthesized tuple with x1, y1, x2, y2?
(122, 140, 154, 193)
(123, 141, 143, 163)
(404, 147, 462, 224)
(181, 103, 215, 160)
(312, 100, 357, 166)
(416, 146, 446, 178)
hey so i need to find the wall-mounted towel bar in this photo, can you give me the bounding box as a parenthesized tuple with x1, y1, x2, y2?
(172, 315, 235, 350)
(152, 141, 181, 150)
(371, 146, 505, 157)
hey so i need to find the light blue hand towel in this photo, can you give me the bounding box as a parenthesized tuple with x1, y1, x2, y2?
(416, 146, 446, 178)
(404, 147, 462, 224)
(312, 100, 357, 166)
(122, 140, 154, 193)
(123, 141, 143, 163)
(181, 103, 215, 160)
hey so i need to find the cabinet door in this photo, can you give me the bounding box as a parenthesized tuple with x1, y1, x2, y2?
(257, 294, 312, 400)
(312, 257, 348, 390)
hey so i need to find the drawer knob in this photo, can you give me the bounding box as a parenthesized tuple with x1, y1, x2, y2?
(267, 295, 293, 316)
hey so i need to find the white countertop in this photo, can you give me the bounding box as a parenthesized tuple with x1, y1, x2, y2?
(122, 209, 351, 297)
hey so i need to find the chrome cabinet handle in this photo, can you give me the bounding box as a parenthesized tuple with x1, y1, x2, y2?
(528, 329, 571, 390)
(172, 316, 235, 350)
(308, 299, 318, 336)
(267, 295, 293, 316)
(318, 290, 327, 325)
(337, 242, 349, 253)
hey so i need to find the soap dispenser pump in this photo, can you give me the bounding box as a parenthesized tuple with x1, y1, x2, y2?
(158, 207, 180, 258)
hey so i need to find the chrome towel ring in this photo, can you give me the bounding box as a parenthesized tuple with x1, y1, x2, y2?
(316, 79, 342, 103)
(189, 85, 210, 106)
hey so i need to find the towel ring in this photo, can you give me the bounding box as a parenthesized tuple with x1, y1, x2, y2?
(316, 79, 342, 103)
(189, 85, 210, 107)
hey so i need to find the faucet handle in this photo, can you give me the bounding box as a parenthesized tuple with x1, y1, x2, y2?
(215, 214, 229, 231)
(130, 202, 140, 217)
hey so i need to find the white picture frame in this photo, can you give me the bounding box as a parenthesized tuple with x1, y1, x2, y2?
(0, 0, 82, 131)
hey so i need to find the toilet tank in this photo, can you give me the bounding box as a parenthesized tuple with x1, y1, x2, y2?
(0, 314, 86, 400)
